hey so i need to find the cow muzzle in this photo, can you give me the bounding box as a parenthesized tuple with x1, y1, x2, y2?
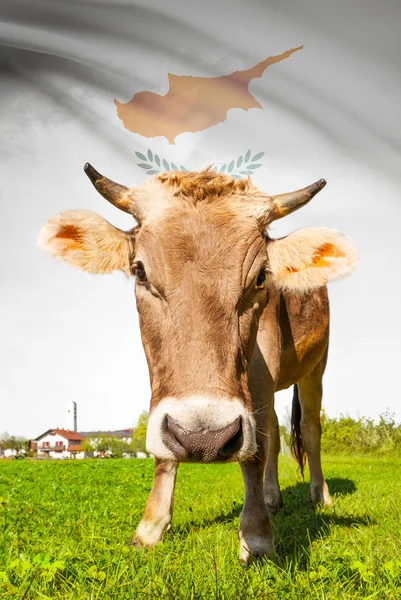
(164, 415, 243, 462)
(146, 396, 257, 463)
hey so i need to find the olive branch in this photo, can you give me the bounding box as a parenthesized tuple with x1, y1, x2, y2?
(135, 149, 187, 174)
(135, 149, 265, 178)
(213, 150, 265, 179)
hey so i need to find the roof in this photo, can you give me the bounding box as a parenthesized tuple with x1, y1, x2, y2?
(79, 429, 133, 439)
(34, 429, 85, 442)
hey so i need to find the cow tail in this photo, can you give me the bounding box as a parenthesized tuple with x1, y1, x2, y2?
(290, 384, 306, 480)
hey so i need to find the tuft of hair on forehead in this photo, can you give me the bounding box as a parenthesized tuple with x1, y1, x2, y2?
(156, 166, 255, 202)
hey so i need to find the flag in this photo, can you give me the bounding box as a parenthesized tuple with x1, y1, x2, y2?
(1, 0, 400, 435)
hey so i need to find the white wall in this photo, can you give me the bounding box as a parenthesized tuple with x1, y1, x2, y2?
(37, 432, 69, 454)
(4, 448, 17, 458)
(37, 432, 84, 459)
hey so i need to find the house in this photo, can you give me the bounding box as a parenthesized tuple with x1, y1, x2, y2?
(2, 448, 18, 458)
(78, 429, 134, 457)
(32, 429, 85, 460)
(79, 429, 133, 443)
(29, 427, 141, 459)
(0, 439, 27, 459)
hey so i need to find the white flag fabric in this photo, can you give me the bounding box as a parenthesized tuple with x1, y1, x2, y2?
(1, 0, 400, 436)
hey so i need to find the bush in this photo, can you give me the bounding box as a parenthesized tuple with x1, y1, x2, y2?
(129, 411, 149, 455)
(321, 409, 401, 455)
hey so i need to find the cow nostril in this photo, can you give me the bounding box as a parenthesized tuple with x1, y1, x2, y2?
(219, 418, 243, 458)
(162, 415, 188, 460)
(163, 414, 243, 462)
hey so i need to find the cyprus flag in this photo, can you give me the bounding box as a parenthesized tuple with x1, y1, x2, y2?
(0, 0, 400, 436)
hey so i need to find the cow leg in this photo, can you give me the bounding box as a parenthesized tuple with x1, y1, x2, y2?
(131, 459, 178, 547)
(263, 405, 283, 513)
(297, 362, 332, 507)
(239, 437, 275, 563)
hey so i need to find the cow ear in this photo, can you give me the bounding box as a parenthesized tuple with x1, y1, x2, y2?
(267, 228, 358, 292)
(38, 210, 136, 275)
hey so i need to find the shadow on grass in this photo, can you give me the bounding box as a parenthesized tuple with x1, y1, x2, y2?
(177, 477, 357, 531)
(273, 477, 374, 567)
(175, 477, 374, 569)
(175, 502, 243, 533)
(324, 476, 357, 496)
(282, 476, 357, 507)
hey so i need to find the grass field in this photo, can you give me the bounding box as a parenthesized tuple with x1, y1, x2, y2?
(1, 455, 400, 599)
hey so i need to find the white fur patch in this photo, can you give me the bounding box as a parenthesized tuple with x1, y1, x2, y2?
(38, 210, 132, 274)
(133, 465, 176, 547)
(146, 396, 256, 461)
(133, 519, 170, 547)
(267, 227, 358, 292)
(239, 531, 275, 564)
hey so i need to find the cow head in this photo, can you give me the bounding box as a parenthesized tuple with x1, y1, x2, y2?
(39, 165, 357, 463)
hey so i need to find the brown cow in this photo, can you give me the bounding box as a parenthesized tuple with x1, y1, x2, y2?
(39, 165, 358, 563)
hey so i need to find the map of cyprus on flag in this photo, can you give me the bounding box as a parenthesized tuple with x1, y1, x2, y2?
(115, 46, 302, 144)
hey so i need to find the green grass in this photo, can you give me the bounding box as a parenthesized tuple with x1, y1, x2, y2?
(0, 455, 400, 599)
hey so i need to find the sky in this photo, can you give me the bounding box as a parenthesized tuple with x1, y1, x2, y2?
(0, 0, 400, 439)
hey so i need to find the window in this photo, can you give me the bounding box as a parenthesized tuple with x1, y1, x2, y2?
(42, 442, 50, 448)
(55, 441, 64, 448)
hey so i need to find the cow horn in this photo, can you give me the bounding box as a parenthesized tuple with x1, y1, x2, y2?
(270, 178, 327, 221)
(84, 163, 148, 223)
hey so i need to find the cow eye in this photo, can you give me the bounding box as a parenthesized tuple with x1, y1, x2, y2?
(135, 262, 147, 284)
(256, 268, 266, 288)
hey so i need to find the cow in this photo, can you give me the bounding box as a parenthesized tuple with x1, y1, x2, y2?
(39, 164, 358, 563)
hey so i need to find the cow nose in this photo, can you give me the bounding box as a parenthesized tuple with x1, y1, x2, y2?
(163, 415, 243, 462)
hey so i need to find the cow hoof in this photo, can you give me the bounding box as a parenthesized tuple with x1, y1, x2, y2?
(130, 519, 170, 548)
(264, 494, 283, 514)
(310, 481, 333, 508)
(239, 532, 275, 565)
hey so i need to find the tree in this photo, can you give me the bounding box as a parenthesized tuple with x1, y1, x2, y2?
(282, 406, 292, 433)
(279, 425, 291, 448)
(5, 436, 27, 452)
(86, 435, 130, 458)
(81, 438, 95, 454)
(130, 411, 149, 455)
(95, 435, 113, 455)
(108, 438, 129, 458)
